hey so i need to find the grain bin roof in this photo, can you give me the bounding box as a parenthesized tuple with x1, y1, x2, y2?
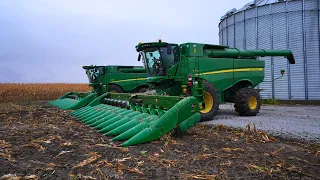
(238, 0, 281, 11)
(221, 0, 292, 20)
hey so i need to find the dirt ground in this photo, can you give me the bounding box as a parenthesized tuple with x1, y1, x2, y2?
(204, 103, 320, 142)
(0, 101, 319, 180)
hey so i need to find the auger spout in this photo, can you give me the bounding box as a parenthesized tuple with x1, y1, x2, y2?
(206, 48, 295, 64)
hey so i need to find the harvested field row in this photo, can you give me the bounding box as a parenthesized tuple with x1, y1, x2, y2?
(0, 101, 319, 179)
(0, 83, 92, 102)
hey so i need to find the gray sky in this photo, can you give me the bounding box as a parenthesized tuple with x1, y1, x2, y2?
(0, 0, 251, 83)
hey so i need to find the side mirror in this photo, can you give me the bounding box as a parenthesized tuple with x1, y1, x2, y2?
(167, 45, 172, 54)
(138, 53, 141, 61)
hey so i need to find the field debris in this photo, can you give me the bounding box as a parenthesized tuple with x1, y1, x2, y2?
(73, 152, 101, 168)
(56, 150, 74, 158)
(1, 173, 39, 180)
(0, 101, 319, 179)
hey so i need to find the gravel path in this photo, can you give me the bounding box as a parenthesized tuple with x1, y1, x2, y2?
(202, 104, 320, 142)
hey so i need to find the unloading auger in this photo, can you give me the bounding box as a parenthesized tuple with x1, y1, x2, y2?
(70, 92, 201, 146)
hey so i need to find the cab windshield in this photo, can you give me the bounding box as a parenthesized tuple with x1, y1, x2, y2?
(84, 67, 105, 83)
(141, 46, 178, 76)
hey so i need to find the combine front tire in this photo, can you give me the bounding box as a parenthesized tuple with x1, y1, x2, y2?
(234, 88, 261, 116)
(200, 81, 220, 121)
(138, 87, 148, 93)
(108, 85, 123, 93)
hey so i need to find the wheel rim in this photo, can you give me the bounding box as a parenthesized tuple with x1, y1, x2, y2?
(200, 92, 214, 113)
(248, 96, 257, 110)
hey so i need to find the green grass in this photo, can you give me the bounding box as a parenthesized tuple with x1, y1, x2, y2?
(262, 98, 278, 105)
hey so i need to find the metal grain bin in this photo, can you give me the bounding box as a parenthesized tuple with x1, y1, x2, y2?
(219, 0, 320, 100)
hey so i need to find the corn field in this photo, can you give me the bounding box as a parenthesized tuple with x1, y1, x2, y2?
(0, 83, 92, 102)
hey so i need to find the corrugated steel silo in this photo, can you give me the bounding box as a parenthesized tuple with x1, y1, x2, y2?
(219, 0, 320, 100)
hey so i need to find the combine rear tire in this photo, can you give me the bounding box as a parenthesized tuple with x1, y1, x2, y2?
(108, 85, 123, 93)
(200, 81, 220, 121)
(234, 88, 261, 116)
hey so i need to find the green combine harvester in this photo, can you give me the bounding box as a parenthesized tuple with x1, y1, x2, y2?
(71, 41, 295, 146)
(49, 65, 148, 110)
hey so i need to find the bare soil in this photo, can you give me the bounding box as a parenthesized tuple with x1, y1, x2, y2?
(0, 101, 319, 180)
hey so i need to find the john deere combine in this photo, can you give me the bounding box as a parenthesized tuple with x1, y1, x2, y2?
(134, 42, 295, 121)
(49, 65, 148, 110)
(70, 41, 295, 146)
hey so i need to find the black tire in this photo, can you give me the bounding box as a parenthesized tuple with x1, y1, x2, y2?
(200, 81, 220, 121)
(137, 87, 147, 93)
(234, 88, 261, 116)
(108, 84, 123, 93)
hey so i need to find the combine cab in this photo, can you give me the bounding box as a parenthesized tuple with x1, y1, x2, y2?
(49, 66, 148, 110)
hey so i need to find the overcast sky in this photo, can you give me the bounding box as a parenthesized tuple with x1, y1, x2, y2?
(0, 0, 251, 83)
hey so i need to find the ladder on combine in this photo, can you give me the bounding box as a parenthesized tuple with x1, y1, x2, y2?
(193, 57, 205, 110)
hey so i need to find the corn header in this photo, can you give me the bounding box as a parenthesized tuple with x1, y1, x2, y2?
(49, 66, 148, 110)
(70, 93, 200, 146)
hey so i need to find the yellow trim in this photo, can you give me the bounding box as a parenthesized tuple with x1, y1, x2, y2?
(200, 92, 214, 113)
(111, 78, 147, 83)
(111, 68, 262, 83)
(249, 96, 258, 110)
(195, 68, 263, 76)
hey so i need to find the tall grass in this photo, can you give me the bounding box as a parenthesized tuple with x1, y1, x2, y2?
(0, 83, 92, 102)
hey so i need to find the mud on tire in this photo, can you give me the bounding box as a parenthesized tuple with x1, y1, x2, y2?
(234, 88, 261, 116)
(200, 81, 220, 121)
